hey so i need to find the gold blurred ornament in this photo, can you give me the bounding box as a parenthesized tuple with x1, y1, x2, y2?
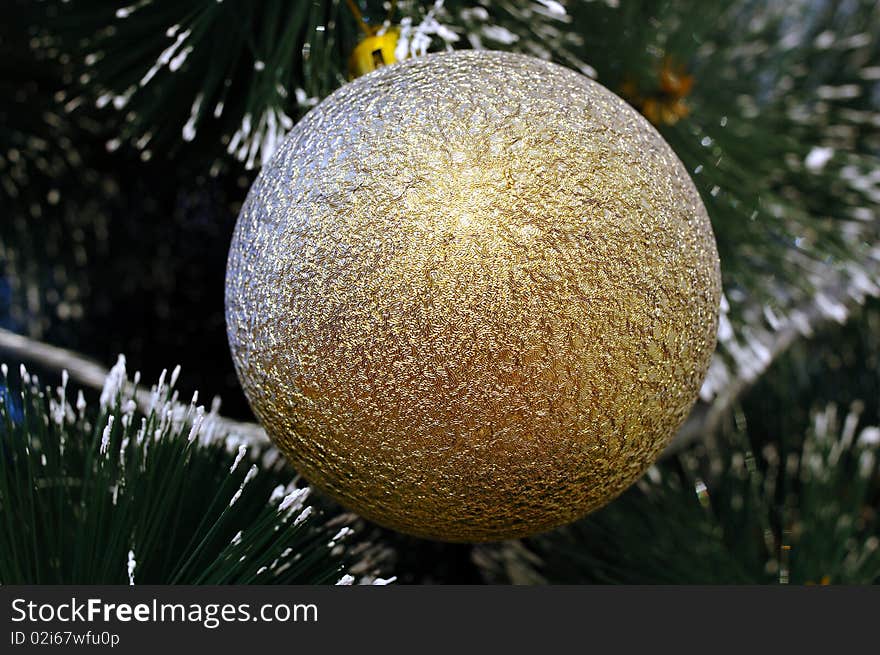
(621, 57, 694, 126)
(226, 51, 721, 542)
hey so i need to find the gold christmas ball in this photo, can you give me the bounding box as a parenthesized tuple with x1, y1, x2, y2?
(226, 50, 721, 542)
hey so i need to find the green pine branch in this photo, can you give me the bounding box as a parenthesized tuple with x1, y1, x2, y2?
(478, 398, 880, 584)
(0, 358, 393, 584)
(40, 0, 363, 169)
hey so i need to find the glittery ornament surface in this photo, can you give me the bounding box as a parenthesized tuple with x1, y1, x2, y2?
(226, 50, 721, 542)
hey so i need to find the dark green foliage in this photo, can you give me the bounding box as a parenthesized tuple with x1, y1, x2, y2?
(482, 401, 880, 584)
(43, 0, 363, 169)
(744, 296, 880, 445)
(0, 363, 374, 584)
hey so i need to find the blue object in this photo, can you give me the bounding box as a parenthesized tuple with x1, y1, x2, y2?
(0, 381, 24, 425)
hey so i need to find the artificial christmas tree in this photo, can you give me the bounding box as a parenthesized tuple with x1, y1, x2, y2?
(2, 0, 879, 583)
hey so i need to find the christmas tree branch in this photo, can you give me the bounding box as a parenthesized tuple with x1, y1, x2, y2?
(0, 327, 269, 450)
(672, 247, 880, 452)
(478, 400, 880, 584)
(0, 357, 393, 584)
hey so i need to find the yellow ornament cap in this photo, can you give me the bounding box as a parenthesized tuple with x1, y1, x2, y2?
(349, 29, 399, 78)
